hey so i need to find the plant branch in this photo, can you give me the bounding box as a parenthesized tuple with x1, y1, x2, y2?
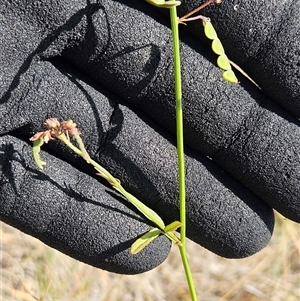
(178, 0, 215, 23)
(170, 6, 198, 301)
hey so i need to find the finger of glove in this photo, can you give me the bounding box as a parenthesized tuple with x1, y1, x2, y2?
(0, 134, 171, 274)
(31, 0, 300, 222)
(1, 42, 274, 261)
(176, 0, 300, 116)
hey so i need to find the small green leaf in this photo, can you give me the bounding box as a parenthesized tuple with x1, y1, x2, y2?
(145, 0, 181, 8)
(217, 54, 231, 71)
(121, 190, 166, 230)
(222, 70, 239, 84)
(164, 220, 182, 233)
(211, 38, 225, 55)
(32, 139, 46, 169)
(130, 228, 161, 254)
(203, 20, 217, 40)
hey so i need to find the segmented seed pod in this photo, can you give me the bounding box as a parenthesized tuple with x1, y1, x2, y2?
(203, 19, 238, 84)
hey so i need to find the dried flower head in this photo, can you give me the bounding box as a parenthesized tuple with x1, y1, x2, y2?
(45, 118, 61, 130)
(61, 120, 80, 136)
(29, 130, 53, 143)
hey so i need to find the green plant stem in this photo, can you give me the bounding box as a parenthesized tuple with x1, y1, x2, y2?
(57, 133, 167, 231)
(170, 6, 185, 246)
(170, 6, 198, 301)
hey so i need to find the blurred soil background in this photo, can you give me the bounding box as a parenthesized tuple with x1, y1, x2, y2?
(1, 212, 299, 301)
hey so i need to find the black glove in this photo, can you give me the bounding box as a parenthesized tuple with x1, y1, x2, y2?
(1, 0, 299, 274)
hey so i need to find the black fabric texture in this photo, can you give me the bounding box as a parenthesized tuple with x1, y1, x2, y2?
(0, 0, 299, 274)
(0, 135, 171, 274)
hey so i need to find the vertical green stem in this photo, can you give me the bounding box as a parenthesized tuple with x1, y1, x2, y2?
(170, 7, 185, 242)
(169, 6, 198, 301)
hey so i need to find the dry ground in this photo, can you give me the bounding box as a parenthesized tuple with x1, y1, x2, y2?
(1, 212, 299, 301)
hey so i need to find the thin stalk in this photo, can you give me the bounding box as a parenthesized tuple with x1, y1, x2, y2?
(169, 8, 185, 239)
(169, 6, 198, 301)
(178, 0, 214, 23)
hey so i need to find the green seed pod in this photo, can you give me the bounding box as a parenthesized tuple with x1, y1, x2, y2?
(217, 54, 231, 71)
(203, 19, 238, 84)
(203, 19, 218, 40)
(222, 70, 239, 84)
(211, 38, 225, 55)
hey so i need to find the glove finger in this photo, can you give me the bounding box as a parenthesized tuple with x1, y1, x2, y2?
(0, 0, 282, 259)
(49, 0, 299, 222)
(0, 135, 171, 274)
(3, 0, 298, 222)
(2, 53, 274, 258)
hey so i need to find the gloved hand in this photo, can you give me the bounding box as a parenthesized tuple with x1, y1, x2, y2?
(1, 0, 299, 274)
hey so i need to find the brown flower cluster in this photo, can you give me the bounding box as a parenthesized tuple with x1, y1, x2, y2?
(30, 118, 80, 143)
